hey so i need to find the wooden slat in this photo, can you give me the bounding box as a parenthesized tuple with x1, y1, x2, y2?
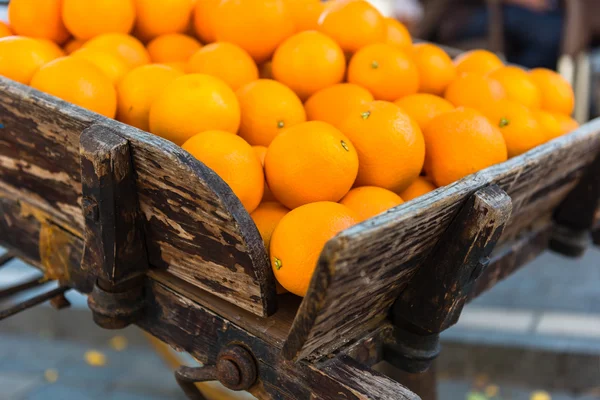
(0, 77, 275, 316)
(283, 119, 600, 361)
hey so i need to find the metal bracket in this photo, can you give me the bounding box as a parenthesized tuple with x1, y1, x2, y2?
(386, 185, 512, 373)
(80, 125, 149, 329)
(175, 345, 257, 400)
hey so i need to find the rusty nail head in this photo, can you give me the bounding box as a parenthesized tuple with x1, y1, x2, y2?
(216, 345, 257, 391)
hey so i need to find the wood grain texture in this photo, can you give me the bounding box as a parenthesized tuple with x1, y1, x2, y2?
(0, 77, 275, 316)
(80, 126, 148, 284)
(284, 119, 600, 362)
(394, 185, 512, 334)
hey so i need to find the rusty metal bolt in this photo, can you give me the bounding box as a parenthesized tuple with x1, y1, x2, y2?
(216, 345, 257, 391)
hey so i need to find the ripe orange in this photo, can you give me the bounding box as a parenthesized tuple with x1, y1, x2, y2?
(251, 201, 289, 250)
(147, 34, 201, 64)
(72, 48, 129, 84)
(186, 42, 258, 90)
(64, 39, 85, 54)
(117, 64, 183, 131)
(488, 66, 541, 109)
(236, 79, 306, 146)
(529, 68, 575, 116)
(62, 0, 136, 40)
(252, 145, 276, 202)
(318, 0, 385, 54)
(270, 201, 357, 297)
(384, 17, 412, 51)
(30, 57, 117, 118)
(8, 0, 69, 44)
(338, 101, 425, 192)
(84, 34, 150, 69)
(423, 107, 507, 186)
(454, 49, 503, 76)
(533, 109, 562, 141)
(289, 0, 324, 32)
(304, 83, 374, 129)
(37, 39, 66, 59)
(444, 73, 505, 110)
(134, 0, 194, 42)
(398, 177, 437, 201)
(213, 0, 294, 64)
(0, 36, 58, 84)
(347, 43, 419, 101)
(552, 112, 579, 135)
(412, 43, 456, 95)
(0, 21, 12, 38)
(272, 31, 346, 101)
(161, 62, 186, 72)
(481, 99, 545, 158)
(149, 74, 240, 145)
(340, 186, 404, 222)
(265, 121, 359, 209)
(394, 93, 454, 132)
(182, 130, 264, 213)
(193, 0, 219, 44)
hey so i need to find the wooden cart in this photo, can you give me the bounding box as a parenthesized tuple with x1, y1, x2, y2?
(1, 71, 600, 400)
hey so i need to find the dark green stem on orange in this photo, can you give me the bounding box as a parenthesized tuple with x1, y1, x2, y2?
(277, 120, 285, 129)
(274, 257, 282, 270)
(340, 140, 349, 152)
(371, 60, 379, 69)
(499, 117, 510, 128)
(361, 111, 371, 120)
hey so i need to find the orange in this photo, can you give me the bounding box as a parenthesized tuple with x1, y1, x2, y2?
(394, 93, 454, 132)
(162, 62, 186, 72)
(149, 74, 240, 145)
(30, 57, 117, 118)
(272, 31, 345, 101)
(454, 49, 503, 76)
(412, 43, 456, 95)
(72, 48, 129, 84)
(134, 0, 194, 42)
(251, 201, 289, 250)
(0, 22, 12, 38)
(265, 121, 359, 209)
(237, 79, 306, 146)
(213, 0, 294, 64)
(37, 39, 66, 59)
(182, 130, 264, 213)
(186, 42, 258, 90)
(399, 177, 437, 201)
(305, 83, 374, 129)
(64, 39, 85, 54)
(529, 68, 575, 115)
(0, 36, 58, 84)
(553, 113, 579, 135)
(318, 0, 385, 54)
(8, 0, 69, 44)
(117, 64, 183, 131)
(340, 186, 403, 222)
(193, 0, 219, 44)
(289, 0, 324, 32)
(339, 101, 425, 192)
(481, 99, 545, 157)
(423, 107, 507, 186)
(147, 34, 201, 64)
(62, 0, 136, 40)
(533, 109, 562, 142)
(253, 145, 276, 202)
(270, 201, 357, 297)
(347, 43, 419, 101)
(84, 34, 150, 70)
(444, 74, 505, 110)
(488, 66, 541, 109)
(384, 17, 411, 51)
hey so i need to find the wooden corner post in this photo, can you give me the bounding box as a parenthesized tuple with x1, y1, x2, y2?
(550, 152, 600, 257)
(80, 125, 149, 329)
(386, 185, 512, 373)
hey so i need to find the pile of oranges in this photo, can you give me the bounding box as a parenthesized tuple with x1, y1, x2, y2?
(0, 0, 578, 298)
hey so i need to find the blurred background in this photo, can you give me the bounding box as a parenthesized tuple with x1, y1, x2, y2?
(1, 1, 600, 400)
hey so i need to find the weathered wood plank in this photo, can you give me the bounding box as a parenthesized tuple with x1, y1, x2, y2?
(0, 77, 276, 316)
(284, 119, 600, 361)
